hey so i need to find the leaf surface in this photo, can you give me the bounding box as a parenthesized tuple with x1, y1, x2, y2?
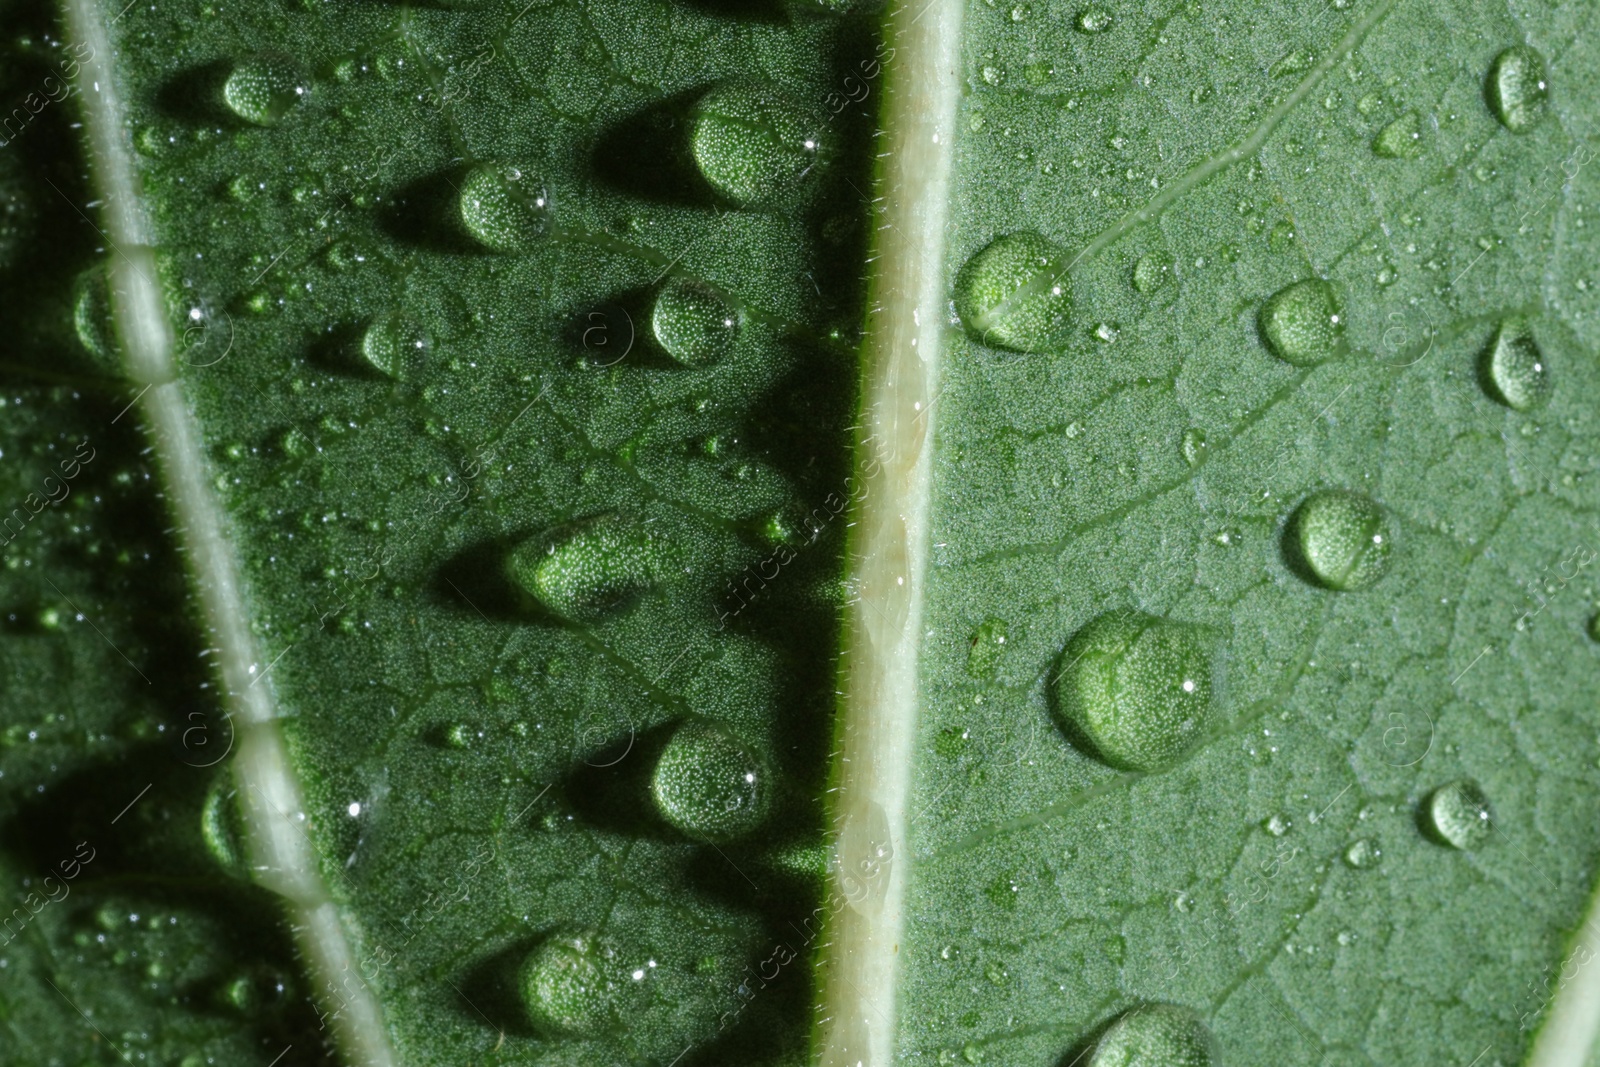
(1, 0, 1598, 1065)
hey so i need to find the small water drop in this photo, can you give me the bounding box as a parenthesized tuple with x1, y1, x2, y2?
(1342, 838, 1381, 868)
(1258, 278, 1342, 366)
(690, 83, 821, 206)
(1132, 252, 1171, 293)
(1478, 317, 1549, 411)
(519, 931, 618, 1035)
(505, 514, 658, 620)
(1267, 220, 1296, 253)
(954, 232, 1071, 354)
(360, 312, 430, 380)
(1287, 490, 1393, 591)
(1372, 111, 1424, 159)
(1051, 610, 1214, 772)
(966, 618, 1009, 679)
(1264, 813, 1289, 836)
(1424, 779, 1492, 850)
(1087, 1003, 1217, 1067)
(1076, 7, 1112, 32)
(1486, 45, 1548, 133)
(222, 57, 307, 126)
(458, 164, 548, 252)
(1181, 428, 1207, 467)
(650, 720, 771, 842)
(651, 279, 739, 366)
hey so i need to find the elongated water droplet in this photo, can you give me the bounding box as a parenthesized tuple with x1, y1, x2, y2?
(1181, 428, 1207, 467)
(361, 312, 430, 379)
(690, 83, 821, 206)
(222, 57, 307, 126)
(1051, 610, 1214, 772)
(1372, 111, 1423, 158)
(1088, 1003, 1217, 1067)
(519, 931, 618, 1035)
(650, 720, 771, 842)
(1479, 317, 1549, 411)
(200, 779, 247, 876)
(954, 232, 1071, 354)
(1486, 46, 1548, 133)
(1425, 779, 1492, 850)
(506, 515, 657, 620)
(965, 617, 1009, 679)
(459, 164, 548, 251)
(1258, 278, 1342, 365)
(72, 264, 120, 371)
(1287, 490, 1393, 591)
(1343, 838, 1381, 868)
(651, 279, 739, 366)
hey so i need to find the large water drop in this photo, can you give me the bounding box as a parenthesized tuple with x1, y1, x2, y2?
(1486, 46, 1548, 133)
(953, 232, 1071, 354)
(1287, 490, 1393, 591)
(222, 58, 307, 126)
(459, 164, 548, 251)
(506, 515, 657, 620)
(1087, 1003, 1217, 1067)
(1372, 111, 1423, 159)
(361, 312, 430, 380)
(650, 720, 771, 842)
(651, 279, 739, 366)
(519, 931, 618, 1035)
(1051, 610, 1214, 772)
(1479, 317, 1548, 411)
(1258, 278, 1342, 366)
(1424, 779, 1492, 850)
(690, 83, 821, 206)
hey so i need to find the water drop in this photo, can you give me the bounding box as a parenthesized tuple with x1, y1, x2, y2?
(1051, 610, 1214, 772)
(458, 164, 548, 251)
(72, 264, 120, 371)
(505, 514, 658, 620)
(651, 279, 739, 366)
(1372, 111, 1423, 159)
(1486, 46, 1548, 133)
(1264, 813, 1289, 836)
(1342, 838, 1381, 868)
(1258, 278, 1342, 366)
(650, 720, 771, 842)
(1478, 317, 1549, 411)
(222, 57, 307, 126)
(361, 312, 430, 380)
(953, 232, 1071, 354)
(519, 931, 618, 1035)
(1181, 428, 1207, 467)
(690, 83, 821, 206)
(1286, 490, 1393, 591)
(200, 779, 247, 875)
(966, 617, 1009, 679)
(1087, 1003, 1217, 1067)
(1267, 220, 1295, 253)
(1076, 7, 1112, 32)
(1424, 779, 1492, 850)
(1132, 252, 1171, 293)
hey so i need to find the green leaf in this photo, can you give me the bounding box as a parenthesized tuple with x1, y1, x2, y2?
(3, 0, 1599, 1066)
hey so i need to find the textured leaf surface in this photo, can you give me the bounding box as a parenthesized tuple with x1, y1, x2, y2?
(1, 0, 1597, 1065)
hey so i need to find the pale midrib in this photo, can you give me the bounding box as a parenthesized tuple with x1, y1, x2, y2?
(62, 2, 398, 1064)
(817, 0, 962, 1065)
(1528, 888, 1600, 1067)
